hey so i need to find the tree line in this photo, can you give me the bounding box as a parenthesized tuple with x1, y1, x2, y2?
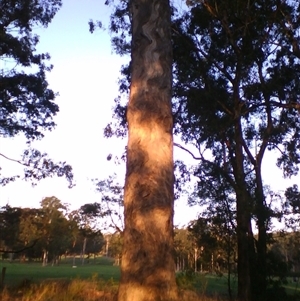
(0, 197, 105, 266)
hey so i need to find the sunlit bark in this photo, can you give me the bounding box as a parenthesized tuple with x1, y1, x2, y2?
(117, 1, 177, 301)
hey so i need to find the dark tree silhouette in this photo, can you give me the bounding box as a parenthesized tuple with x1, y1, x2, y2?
(0, 0, 73, 187)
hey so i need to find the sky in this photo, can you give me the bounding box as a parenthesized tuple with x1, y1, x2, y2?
(0, 0, 199, 227)
(0, 0, 299, 229)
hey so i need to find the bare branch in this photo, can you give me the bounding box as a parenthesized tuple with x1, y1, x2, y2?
(0, 239, 39, 254)
(0, 152, 28, 166)
(174, 143, 201, 160)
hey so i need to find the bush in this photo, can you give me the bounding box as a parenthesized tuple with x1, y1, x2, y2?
(176, 270, 208, 293)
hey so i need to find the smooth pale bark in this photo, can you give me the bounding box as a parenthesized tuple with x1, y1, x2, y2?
(118, 1, 177, 301)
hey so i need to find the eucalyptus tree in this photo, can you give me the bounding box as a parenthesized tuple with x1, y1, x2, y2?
(188, 209, 236, 298)
(18, 207, 43, 259)
(174, 227, 194, 271)
(0, 205, 23, 254)
(39, 196, 71, 265)
(170, 1, 300, 300)
(93, 0, 178, 300)
(108, 232, 123, 265)
(77, 202, 104, 264)
(116, 0, 178, 300)
(93, 174, 124, 232)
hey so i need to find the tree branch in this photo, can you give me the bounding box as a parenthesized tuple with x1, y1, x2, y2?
(0, 239, 39, 254)
(0, 152, 29, 167)
(174, 142, 237, 189)
(174, 143, 201, 160)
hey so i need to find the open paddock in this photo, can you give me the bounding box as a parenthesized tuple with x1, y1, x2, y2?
(1, 259, 300, 300)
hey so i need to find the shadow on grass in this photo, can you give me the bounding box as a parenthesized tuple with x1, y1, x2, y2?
(0, 275, 119, 301)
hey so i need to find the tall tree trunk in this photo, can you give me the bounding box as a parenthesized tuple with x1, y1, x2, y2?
(42, 249, 48, 267)
(82, 237, 87, 265)
(233, 119, 252, 301)
(117, 1, 177, 301)
(253, 165, 267, 301)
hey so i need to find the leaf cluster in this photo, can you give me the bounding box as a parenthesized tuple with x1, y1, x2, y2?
(0, 0, 74, 187)
(0, 197, 105, 258)
(1, 0, 62, 140)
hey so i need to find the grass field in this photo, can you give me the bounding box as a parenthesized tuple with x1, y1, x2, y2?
(1, 257, 300, 300)
(1, 257, 238, 298)
(0, 257, 120, 287)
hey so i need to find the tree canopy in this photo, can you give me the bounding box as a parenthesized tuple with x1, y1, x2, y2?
(0, 0, 73, 187)
(171, 2, 300, 299)
(0, 197, 105, 263)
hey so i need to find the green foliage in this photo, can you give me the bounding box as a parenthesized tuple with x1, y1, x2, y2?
(0, 0, 62, 141)
(0, 197, 105, 261)
(0, 0, 74, 187)
(93, 174, 124, 232)
(0, 261, 121, 287)
(171, 1, 300, 299)
(284, 185, 300, 232)
(107, 232, 122, 263)
(174, 227, 194, 271)
(187, 215, 236, 274)
(0, 205, 23, 252)
(176, 270, 208, 293)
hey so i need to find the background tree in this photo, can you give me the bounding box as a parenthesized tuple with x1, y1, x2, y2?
(0, 0, 73, 187)
(170, 1, 300, 300)
(0, 205, 23, 256)
(106, 232, 123, 266)
(77, 202, 106, 265)
(188, 218, 219, 272)
(188, 212, 236, 299)
(281, 185, 300, 275)
(0, 197, 107, 263)
(18, 207, 42, 260)
(71, 227, 104, 264)
(0, 205, 45, 257)
(93, 173, 124, 232)
(66, 209, 81, 261)
(38, 196, 71, 265)
(174, 227, 194, 271)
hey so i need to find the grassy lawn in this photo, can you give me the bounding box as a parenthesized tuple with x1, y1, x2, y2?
(0, 257, 120, 287)
(176, 272, 238, 298)
(2, 258, 236, 296)
(2, 258, 300, 300)
(204, 275, 237, 296)
(283, 279, 300, 296)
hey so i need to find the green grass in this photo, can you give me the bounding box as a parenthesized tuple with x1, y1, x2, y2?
(2, 258, 300, 300)
(282, 278, 300, 295)
(2, 258, 235, 297)
(0, 257, 120, 287)
(204, 275, 237, 296)
(176, 271, 237, 299)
